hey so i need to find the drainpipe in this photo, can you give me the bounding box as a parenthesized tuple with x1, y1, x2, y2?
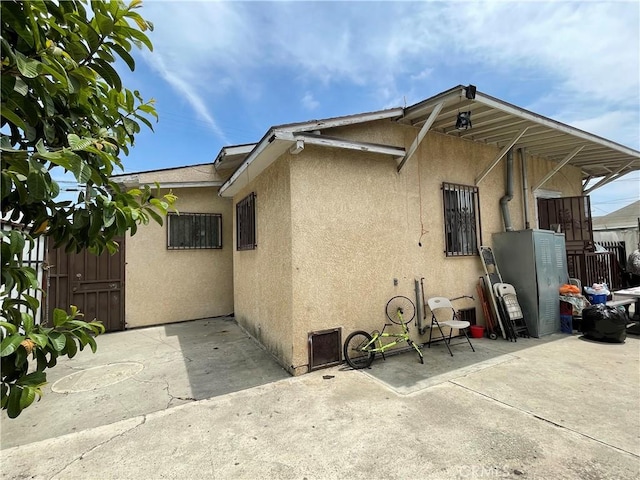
(520, 147, 531, 229)
(500, 148, 515, 231)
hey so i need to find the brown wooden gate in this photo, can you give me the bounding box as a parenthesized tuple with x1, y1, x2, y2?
(537, 196, 623, 289)
(46, 239, 125, 332)
(537, 196, 594, 252)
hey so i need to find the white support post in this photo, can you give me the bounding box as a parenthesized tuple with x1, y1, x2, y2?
(532, 145, 585, 191)
(475, 126, 530, 185)
(397, 101, 445, 172)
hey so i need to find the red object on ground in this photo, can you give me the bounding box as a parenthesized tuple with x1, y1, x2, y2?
(470, 325, 485, 338)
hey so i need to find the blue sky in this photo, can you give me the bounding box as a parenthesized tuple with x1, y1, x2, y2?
(87, 0, 640, 215)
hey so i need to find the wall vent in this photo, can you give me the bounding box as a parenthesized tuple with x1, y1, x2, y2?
(459, 307, 476, 326)
(308, 328, 342, 371)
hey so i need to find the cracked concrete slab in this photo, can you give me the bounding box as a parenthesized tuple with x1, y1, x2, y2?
(1, 325, 639, 479)
(1, 354, 639, 480)
(0, 316, 289, 449)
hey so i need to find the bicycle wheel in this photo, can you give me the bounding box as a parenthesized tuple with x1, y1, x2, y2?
(386, 295, 416, 325)
(343, 331, 375, 369)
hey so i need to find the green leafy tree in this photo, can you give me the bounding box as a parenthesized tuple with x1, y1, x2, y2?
(1, 0, 176, 417)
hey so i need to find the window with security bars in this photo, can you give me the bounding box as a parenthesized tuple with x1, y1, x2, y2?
(236, 193, 256, 250)
(167, 213, 222, 249)
(442, 182, 481, 256)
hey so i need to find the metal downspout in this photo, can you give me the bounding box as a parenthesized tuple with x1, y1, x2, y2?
(500, 148, 515, 231)
(520, 147, 531, 229)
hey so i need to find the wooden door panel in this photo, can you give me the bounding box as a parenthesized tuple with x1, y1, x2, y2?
(47, 239, 125, 332)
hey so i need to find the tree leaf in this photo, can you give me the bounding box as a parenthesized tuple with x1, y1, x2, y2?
(28, 332, 49, 349)
(52, 308, 68, 327)
(9, 229, 25, 256)
(16, 371, 46, 387)
(0, 105, 27, 131)
(48, 332, 66, 352)
(7, 386, 22, 418)
(65, 334, 78, 358)
(67, 134, 93, 151)
(13, 77, 29, 96)
(0, 322, 18, 335)
(0, 335, 24, 357)
(78, 163, 93, 184)
(92, 58, 122, 91)
(22, 312, 34, 334)
(15, 52, 42, 78)
(110, 42, 135, 71)
(19, 387, 36, 410)
(26, 172, 48, 200)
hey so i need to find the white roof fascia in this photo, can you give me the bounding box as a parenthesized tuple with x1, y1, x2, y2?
(153, 181, 223, 189)
(472, 91, 640, 157)
(275, 131, 405, 158)
(400, 85, 467, 124)
(213, 144, 256, 167)
(113, 174, 139, 185)
(113, 178, 222, 189)
(219, 130, 294, 198)
(280, 108, 404, 134)
(219, 128, 407, 197)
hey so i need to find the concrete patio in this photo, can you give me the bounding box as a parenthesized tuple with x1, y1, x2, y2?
(1, 317, 639, 479)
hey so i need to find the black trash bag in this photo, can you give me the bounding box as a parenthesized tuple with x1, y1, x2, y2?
(581, 304, 628, 343)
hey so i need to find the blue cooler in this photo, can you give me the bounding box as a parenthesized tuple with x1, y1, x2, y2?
(588, 294, 607, 304)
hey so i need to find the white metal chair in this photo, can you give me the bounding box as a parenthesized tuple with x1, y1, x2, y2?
(426, 297, 476, 356)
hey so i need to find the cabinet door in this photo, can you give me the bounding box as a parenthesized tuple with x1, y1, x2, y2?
(534, 232, 560, 336)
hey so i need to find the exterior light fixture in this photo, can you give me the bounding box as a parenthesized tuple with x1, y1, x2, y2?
(465, 84, 477, 99)
(456, 111, 472, 130)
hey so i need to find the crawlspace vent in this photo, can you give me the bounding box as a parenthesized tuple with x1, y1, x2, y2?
(308, 328, 342, 371)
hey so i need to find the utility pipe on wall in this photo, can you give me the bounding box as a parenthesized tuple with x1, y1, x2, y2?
(520, 147, 531, 229)
(500, 148, 515, 231)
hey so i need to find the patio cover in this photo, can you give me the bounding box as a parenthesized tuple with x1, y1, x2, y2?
(218, 85, 640, 198)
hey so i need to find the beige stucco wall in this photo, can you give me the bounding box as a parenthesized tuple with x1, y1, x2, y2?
(233, 119, 583, 373)
(232, 157, 294, 369)
(124, 186, 234, 328)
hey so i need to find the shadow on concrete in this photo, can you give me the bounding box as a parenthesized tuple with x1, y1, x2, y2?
(161, 316, 290, 401)
(0, 316, 289, 449)
(359, 333, 571, 394)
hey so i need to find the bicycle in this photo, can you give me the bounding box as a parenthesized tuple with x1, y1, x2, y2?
(343, 296, 424, 369)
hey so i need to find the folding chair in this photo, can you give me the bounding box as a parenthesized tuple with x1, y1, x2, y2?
(426, 297, 476, 356)
(493, 283, 529, 340)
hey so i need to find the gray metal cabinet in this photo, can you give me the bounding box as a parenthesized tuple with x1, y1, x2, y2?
(492, 230, 567, 337)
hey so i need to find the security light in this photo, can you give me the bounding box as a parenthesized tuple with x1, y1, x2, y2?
(465, 84, 477, 99)
(456, 111, 472, 130)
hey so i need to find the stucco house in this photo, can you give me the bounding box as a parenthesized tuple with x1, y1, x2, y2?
(593, 200, 640, 255)
(112, 85, 640, 375)
(112, 163, 234, 328)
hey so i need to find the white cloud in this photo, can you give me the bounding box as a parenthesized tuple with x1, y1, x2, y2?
(139, 1, 639, 148)
(149, 54, 230, 143)
(410, 68, 434, 82)
(301, 92, 319, 111)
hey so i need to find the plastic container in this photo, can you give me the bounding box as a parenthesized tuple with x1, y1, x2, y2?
(560, 314, 573, 334)
(469, 325, 485, 338)
(588, 293, 607, 305)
